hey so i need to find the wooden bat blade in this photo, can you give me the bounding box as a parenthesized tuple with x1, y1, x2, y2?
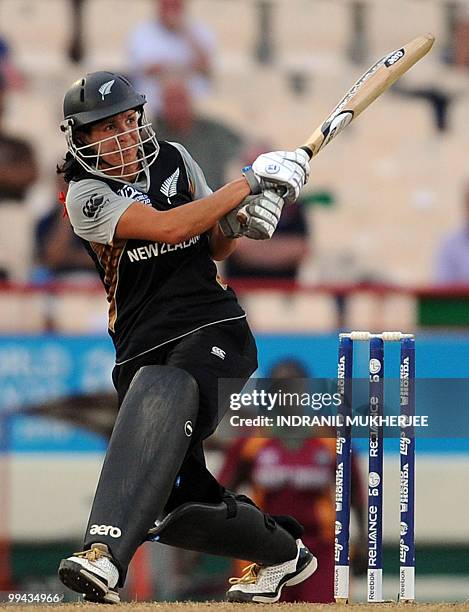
(302, 33, 435, 159)
(236, 34, 434, 228)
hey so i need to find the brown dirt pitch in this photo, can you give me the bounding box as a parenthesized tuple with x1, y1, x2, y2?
(1, 602, 469, 612)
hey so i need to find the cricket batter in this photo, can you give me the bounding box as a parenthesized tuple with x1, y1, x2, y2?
(57, 71, 317, 603)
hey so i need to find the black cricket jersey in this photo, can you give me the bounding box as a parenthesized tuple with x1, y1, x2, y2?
(65, 141, 245, 364)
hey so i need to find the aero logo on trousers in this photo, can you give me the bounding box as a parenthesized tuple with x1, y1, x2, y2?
(89, 524, 122, 538)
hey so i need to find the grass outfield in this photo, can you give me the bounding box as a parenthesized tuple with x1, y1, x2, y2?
(1, 603, 469, 612)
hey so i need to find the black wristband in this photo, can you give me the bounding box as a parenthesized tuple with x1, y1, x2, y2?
(242, 165, 262, 195)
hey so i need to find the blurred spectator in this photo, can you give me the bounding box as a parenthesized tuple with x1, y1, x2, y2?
(453, 4, 469, 68)
(31, 174, 96, 283)
(0, 35, 24, 89)
(155, 78, 243, 190)
(128, 0, 215, 117)
(435, 184, 469, 285)
(225, 198, 309, 280)
(393, 83, 454, 132)
(67, 0, 85, 64)
(219, 358, 366, 603)
(0, 72, 38, 203)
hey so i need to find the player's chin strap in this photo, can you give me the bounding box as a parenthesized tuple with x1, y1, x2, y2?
(146, 491, 303, 566)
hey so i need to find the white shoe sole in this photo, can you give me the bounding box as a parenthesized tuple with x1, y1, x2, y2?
(58, 559, 120, 604)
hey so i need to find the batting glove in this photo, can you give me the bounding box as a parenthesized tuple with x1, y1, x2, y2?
(243, 148, 310, 204)
(220, 189, 285, 240)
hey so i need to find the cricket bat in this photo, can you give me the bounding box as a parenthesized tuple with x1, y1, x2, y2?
(237, 33, 435, 225)
(300, 33, 435, 159)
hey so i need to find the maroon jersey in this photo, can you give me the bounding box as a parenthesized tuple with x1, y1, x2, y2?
(220, 437, 336, 540)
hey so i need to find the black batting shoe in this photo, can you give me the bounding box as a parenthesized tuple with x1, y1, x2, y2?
(226, 538, 318, 603)
(58, 543, 120, 604)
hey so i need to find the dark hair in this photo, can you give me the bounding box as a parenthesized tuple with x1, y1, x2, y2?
(56, 152, 82, 183)
(57, 125, 96, 183)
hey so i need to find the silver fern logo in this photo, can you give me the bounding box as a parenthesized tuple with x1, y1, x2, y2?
(98, 79, 115, 100)
(160, 168, 180, 204)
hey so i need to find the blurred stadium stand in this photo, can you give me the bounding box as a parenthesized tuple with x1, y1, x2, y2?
(0, 0, 468, 291)
(0, 0, 467, 328)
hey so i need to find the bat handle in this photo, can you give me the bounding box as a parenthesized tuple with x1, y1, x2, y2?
(299, 145, 313, 160)
(236, 205, 249, 225)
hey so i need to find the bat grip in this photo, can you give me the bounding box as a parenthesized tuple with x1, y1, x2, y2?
(299, 145, 313, 160)
(236, 205, 249, 225)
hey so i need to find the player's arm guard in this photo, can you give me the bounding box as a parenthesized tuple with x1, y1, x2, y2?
(146, 492, 302, 566)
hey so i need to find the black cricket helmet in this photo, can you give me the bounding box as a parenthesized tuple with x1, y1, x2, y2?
(61, 71, 159, 180)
